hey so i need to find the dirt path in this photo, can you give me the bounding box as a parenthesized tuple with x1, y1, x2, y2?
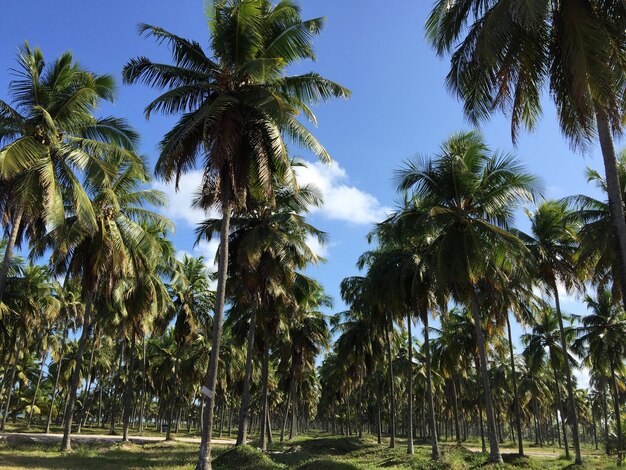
(0, 432, 235, 446)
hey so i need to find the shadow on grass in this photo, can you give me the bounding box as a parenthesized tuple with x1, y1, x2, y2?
(296, 459, 361, 470)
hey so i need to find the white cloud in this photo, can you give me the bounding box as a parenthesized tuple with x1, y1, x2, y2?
(305, 234, 329, 259)
(295, 161, 391, 225)
(574, 365, 591, 389)
(152, 170, 220, 227)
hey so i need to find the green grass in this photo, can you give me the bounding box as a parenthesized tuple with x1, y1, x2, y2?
(0, 432, 618, 469)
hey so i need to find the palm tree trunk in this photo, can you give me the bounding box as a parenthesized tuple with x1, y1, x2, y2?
(611, 361, 623, 466)
(604, 383, 611, 455)
(550, 356, 569, 458)
(236, 307, 257, 445)
(77, 335, 97, 434)
(122, 333, 136, 443)
(196, 197, 231, 470)
(1, 335, 21, 430)
(46, 322, 68, 434)
(452, 374, 461, 445)
(406, 313, 414, 455)
(259, 342, 270, 451)
(596, 107, 626, 311)
(384, 314, 396, 448)
(138, 334, 147, 433)
(109, 340, 126, 436)
(0, 207, 23, 303)
(470, 290, 502, 463)
(552, 283, 581, 464)
(376, 379, 382, 444)
(422, 310, 440, 459)
(281, 384, 291, 442)
(27, 339, 47, 428)
(290, 381, 298, 439)
(61, 296, 93, 451)
(505, 314, 524, 456)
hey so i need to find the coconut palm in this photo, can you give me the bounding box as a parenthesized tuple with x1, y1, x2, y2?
(516, 200, 583, 462)
(425, 0, 626, 328)
(566, 151, 626, 293)
(574, 289, 626, 465)
(522, 307, 579, 459)
(202, 180, 324, 447)
(0, 264, 58, 430)
(33, 152, 171, 451)
(115, 225, 175, 442)
(395, 131, 538, 463)
(0, 43, 138, 302)
(122, 2, 348, 465)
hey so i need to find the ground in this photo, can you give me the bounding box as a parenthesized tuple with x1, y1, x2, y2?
(0, 432, 618, 469)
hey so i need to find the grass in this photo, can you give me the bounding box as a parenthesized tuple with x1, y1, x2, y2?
(0, 432, 618, 469)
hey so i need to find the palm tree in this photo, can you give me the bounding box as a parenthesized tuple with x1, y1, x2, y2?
(523, 307, 578, 459)
(204, 181, 323, 447)
(574, 289, 626, 465)
(425, 0, 626, 323)
(33, 153, 171, 451)
(566, 151, 626, 292)
(0, 43, 138, 302)
(361, 220, 444, 459)
(122, 2, 348, 466)
(116, 225, 175, 442)
(516, 200, 583, 462)
(395, 131, 538, 463)
(0, 264, 58, 430)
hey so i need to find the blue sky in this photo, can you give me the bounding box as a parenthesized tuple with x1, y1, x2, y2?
(2, 0, 620, 383)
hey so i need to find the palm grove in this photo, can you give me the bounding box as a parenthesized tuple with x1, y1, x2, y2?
(0, 0, 624, 469)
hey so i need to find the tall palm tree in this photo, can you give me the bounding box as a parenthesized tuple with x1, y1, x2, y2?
(0, 43, 138, 302)
(516, 200, 583, 462)
(574, 289, 626, 465)
(523, 307, 579, 458)
(122, 2, 348, 466)
(566, 151, 626, 293)
(201, 181, 324, 446)
(425, 0, 626, 324)
(34, 153, 171, 451)
(116, 225, 175, 443)
(395, 131, 538, 463)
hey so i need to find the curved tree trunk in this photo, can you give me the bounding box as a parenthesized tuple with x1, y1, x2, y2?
(406, 313, 414, 455)
(259, 342, 270, 452)
(470, 290, 502, 463)
(604, 384, 611, 455)
(236, 307, 257, 445)
(384, 314, 396, 448)
(376, 378, 382, 444)
(0, 208, 23, 303)
(1, 335, 21, 430)
(28, 339, 47, 428)
(452, 373, 461, 445)
(196, 199, 231, 470)
(61, 296, 93, 451)
(505, 314, 524, 456)
(552, 283, 581, 463)
(280, 384, 291, 442)
(596, 107, 626, 311)
(550, 355, 569, 458)
(611, 361, 623, 466)
(109, 340, 126, 436)
(138, 335, 147, 433)
(77, 335, 97, 434)
(122, 333, 136, 443)
(46, 322, 68, 434)
(423, 312, 440, 460)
